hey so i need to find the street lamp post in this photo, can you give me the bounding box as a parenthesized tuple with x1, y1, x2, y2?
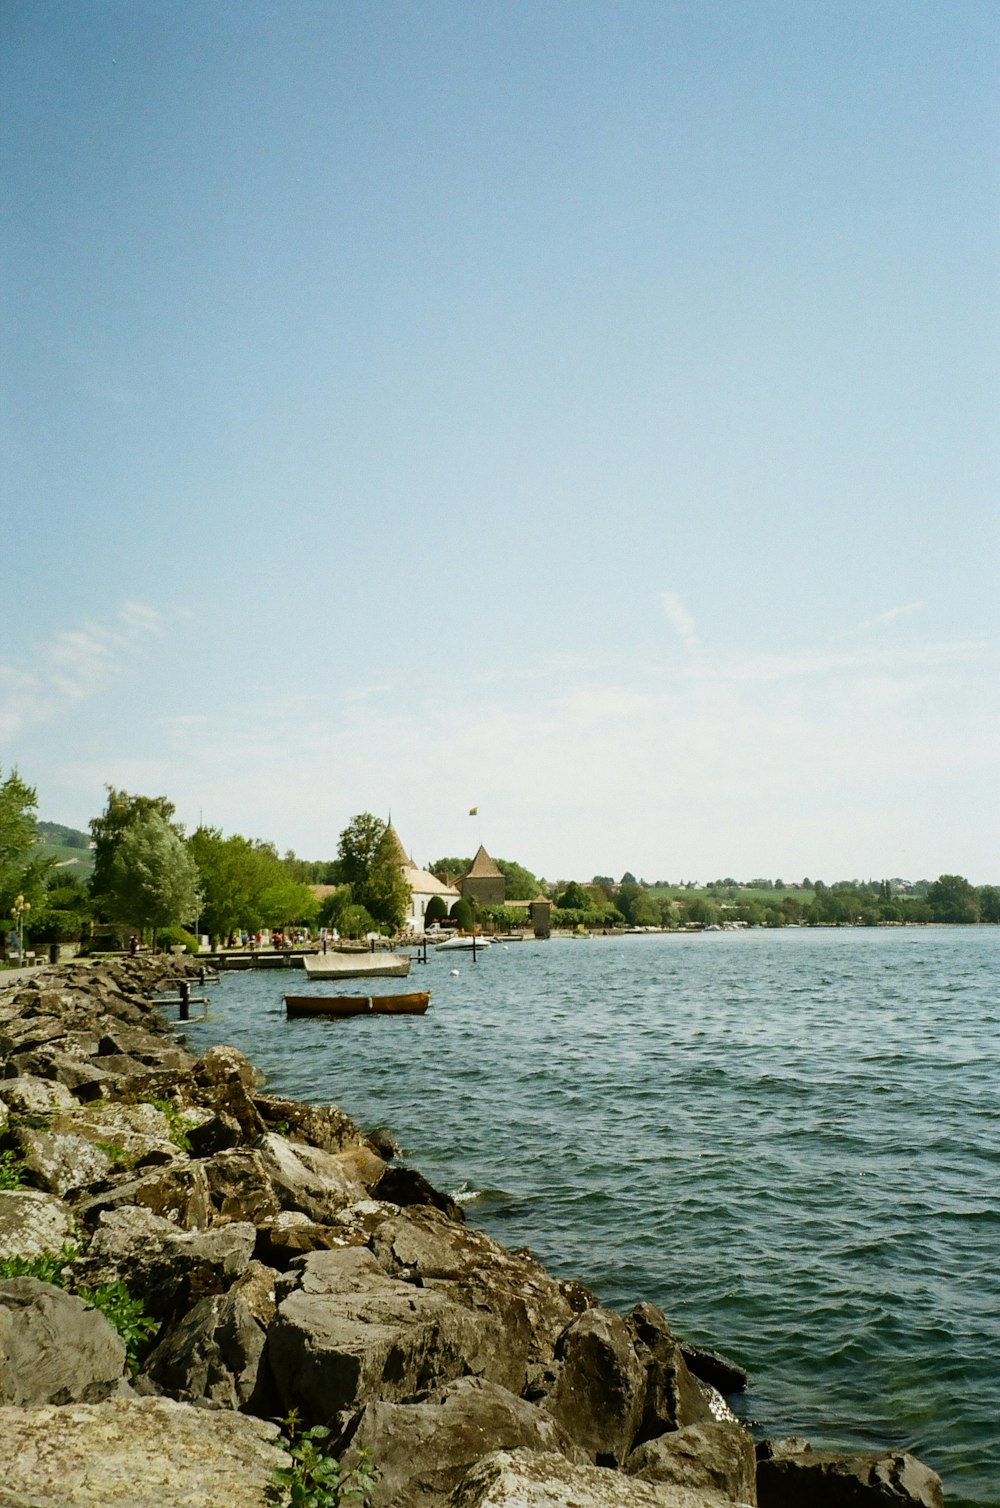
(13, 894, 30, 962)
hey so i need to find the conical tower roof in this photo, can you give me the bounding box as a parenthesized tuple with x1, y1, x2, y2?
(385, 824, 412, 867)
(465, 844, 502, 879)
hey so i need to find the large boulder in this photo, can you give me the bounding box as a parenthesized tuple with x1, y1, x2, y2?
(756, 1441, 943, 1507)
(0, 1277, 126, 1404)
(268, 1245, 518, 1421)
(626, 1303, 714, 1443)
(255, 1130, 379, 1219)
(0, 1073, 77, 1117)
(370, 1205, 594, 1379)
(446, 1447, 737, 1507)
(73, 1159, 214, 1231)
(339, 1376, 582, 1508)
(627, 1419, 757, 1503)
(679, 1339, 749, 1395)
(252, 1091, 371, 1154)
(0, 1395, 286, 1507)
(0, 1188, 76, 1259)
(72, 1206, 257, 1317)
(540, 1306, 648, 1466)
(11, 1098, 194, 1202)
(138, 1290, 267, 1411)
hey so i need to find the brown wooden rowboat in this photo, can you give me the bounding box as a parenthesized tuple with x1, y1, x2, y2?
(283, 992, 430, 1019)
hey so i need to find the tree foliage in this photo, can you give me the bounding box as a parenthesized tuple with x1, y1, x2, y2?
(89, 788, 179, 918)
(187, 827, 318, 940)
(926, 874, 980, 924)
(0, 768, 52, 919)
(335, 815, 410, 930)
(494, 858, 540, 901)
(105, 811, 200, 940)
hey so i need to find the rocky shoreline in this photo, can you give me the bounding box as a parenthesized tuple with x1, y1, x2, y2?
(1, 957, 943, 1507)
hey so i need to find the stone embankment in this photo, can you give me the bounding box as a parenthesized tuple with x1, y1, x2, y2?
(0, 958, 943, 1508)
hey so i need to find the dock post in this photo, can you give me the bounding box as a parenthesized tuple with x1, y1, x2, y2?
(179, 980, 190, 1021)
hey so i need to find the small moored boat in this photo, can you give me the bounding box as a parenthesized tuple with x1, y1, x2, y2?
(284, 991, 430, 1019)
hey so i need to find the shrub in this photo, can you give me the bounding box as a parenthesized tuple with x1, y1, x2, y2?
(449, 898, 474, 932)
(156, 926, 200, 954)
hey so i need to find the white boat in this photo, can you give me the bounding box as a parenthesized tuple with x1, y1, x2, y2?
(302, 952, 411, 979)
(434, 934, 491, 952)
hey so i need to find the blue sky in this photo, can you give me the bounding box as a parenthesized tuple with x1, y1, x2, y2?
(2, 0, 997, 884)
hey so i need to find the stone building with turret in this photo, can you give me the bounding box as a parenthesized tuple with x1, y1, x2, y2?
(459, 845, 506, 908)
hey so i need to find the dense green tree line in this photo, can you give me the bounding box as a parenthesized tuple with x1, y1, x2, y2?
(2, 763, 998, 960)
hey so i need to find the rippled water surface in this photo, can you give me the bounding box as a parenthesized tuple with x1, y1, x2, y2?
(182, 928, 1000, 1505)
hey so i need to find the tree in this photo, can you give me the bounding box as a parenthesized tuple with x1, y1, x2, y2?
(615, 881, 644, 924)
(105, 811, 199, 943)
(450, 898, 474, 932)
(430, 857, 472, 883)
(0, 768, 52, 920)
(187, 827, 259, 941)
(32, 875, 91, 944)
(926, 875, 980, 924)
(336, 815, 410, 930)
(979, 886, 1000, 924)
(90, 788, 179, 917)
(188, 827, 318, 940)
(495, 859, 540, 901)
(556, 880, 591, 911)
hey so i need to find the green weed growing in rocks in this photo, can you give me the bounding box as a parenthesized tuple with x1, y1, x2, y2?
(0, 1243, 81, 1284)
(79, 1281, 159, 1374)
(0, 1148, 24, 1188)
(148, 1097, 196, 1153)
(270, 1411, 373, 1507)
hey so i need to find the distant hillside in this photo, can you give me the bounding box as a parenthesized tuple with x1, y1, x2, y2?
(36, 820, 94, 878)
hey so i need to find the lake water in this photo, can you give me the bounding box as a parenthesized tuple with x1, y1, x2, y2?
(181, 927, 1000, 1506)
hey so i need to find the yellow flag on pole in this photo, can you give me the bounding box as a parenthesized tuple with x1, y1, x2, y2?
(468, 806, 478, 816)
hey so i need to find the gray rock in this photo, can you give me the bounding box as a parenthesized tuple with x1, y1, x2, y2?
(542, 1306, 647, 1465)
(375, 1162, 467, 1221)
(446, 1447, 736, 1507)
(679, 1339, 748, 1394)
(202, 1147, 283, 1224)
(370, 1205, 593, 1377)
(74, 1207, 257, 1316)
(252, 1091, 369, 1153)
(12, 1123, 119, 1196)
(366, 1123, 401, 1159)
(0, 1073, 77, 1117)
(627, 1302, 714, 1443)
(139, 1291, 267, 1410)
(256, 1130, 374, 1219)
(0, 1277, 126, 1404)
(340, 1376, 582, 1508)
(228, 1258, 280, 1327)
(268, 1245, 515, 1421)
(627, 1420, 757, 1503)
(256, 1209, 357, 1266)
(186, 1108, 244, 1155)
(73, 1159, 214, 1231)
(755, 1443, 943, 1507)
(0, 1188, 76, 1259)
(0, 1395, 286, 1507)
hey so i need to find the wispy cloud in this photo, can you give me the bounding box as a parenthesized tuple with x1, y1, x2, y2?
(0, 603, 168, 741)
(42, 617, 999, 883)
(838, 600, 925, 639)
(659, 590, 701, 653)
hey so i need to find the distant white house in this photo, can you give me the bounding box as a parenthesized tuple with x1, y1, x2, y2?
(387, 826, 460, 932)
